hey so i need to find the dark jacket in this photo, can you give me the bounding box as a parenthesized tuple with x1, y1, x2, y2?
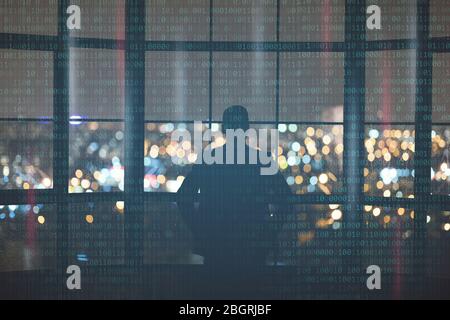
(177, 144, 291, 267)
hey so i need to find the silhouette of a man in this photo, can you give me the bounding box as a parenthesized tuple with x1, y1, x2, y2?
(177, 105, 291, 269)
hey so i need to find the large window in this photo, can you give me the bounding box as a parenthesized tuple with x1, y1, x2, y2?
(0, 0, 449, 293)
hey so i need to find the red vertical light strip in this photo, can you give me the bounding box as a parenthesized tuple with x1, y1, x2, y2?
(117, 1, 126, 183)
(393, 217, 403, 299)
(321, 0, 332, 102)
(381, 51, 392, 129)
(117, 0, 126, 106)
(381, 52, 402, 298)
(322, 0, 331, 44)
(26, 189, 36, 255)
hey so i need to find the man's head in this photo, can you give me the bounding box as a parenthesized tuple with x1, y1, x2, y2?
(221, 105, 249, 134)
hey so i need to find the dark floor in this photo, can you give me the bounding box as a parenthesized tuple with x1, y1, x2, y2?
(1, 265, 449, 300)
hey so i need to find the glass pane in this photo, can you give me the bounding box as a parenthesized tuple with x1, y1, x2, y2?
(144, 122, 208, 192)
(0, 122, 53, 190)
(69, 48, 125, 120)
(69, 0, 125, 40)
(427, 210, 450, 279)
(366, 50, 416, 123)
(68, 201, 124, 266)
(143, 201, 345, 268)
(278, 124, 344, 194)
(431, 126, 449, 196)
(366, 0, 416, 41)
(143, 202, 196, 264)
(146, 0, 210, 41)
(432, 53, 450, 123)
(145, 52, 209, 121)
(364, 126, 415, 198)
(362, 207, 450, 285)
(0, 204, 56, 272)
(213, 0, 277, 41)
(278, 204, 344, 267)
(430, 0, 450, 38)
(69, 122, 124, 193)
(0, 50, 53, 119)
(362, 206, 415, 285)
(280, 0, 345, 42)
(0, 0, 57, 36)
(279, 52, 344, 122)
(212, 52, 276, 121)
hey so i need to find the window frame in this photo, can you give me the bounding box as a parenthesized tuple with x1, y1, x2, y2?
(0, 0, 448, 272)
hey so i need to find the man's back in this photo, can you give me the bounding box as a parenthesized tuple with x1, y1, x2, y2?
(178, 145, 290, 266)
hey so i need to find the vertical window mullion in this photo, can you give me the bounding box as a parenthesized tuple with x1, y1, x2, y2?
(124, 0, 146, 268)
(275, 0, 281, 126)
(209, 0, 213, 127)
(54, 0, 70, 297)
(413, 0, 432, 294)
(343, 0, 366, 293)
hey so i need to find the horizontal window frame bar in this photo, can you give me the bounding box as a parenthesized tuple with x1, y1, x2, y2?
(144, 120, 344, 126)
(68, 37, 125, 50)
(0, 189, 56, 205)
(365, 39, 418, 51)
(2, 189, 448, 210)
(431, 123, 450, 127)
(66, 191, 124, 204)
(0, 118, 53, 122)
(145, 41, 347, 52)
(429, 37, 450, 52)
(0, 190, 124, 205)
(364, 122, 419, 126)
(363, 196, 417, 209)
(146, 193, 347, 204)
(0, 120, 446, 128)
(0, 119, 125, 123)
(68, 118, 124, 123)
(2, 33, 448, 54)
(8, 119, 442, 127)
(2, 120, 445, 127)
(0, 33, 59, 51)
